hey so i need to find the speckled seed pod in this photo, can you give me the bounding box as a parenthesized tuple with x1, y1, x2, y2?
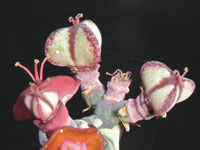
(124, 61, 195, 123)
(140, 61, 195, 116)
(45, 13, 102, 71)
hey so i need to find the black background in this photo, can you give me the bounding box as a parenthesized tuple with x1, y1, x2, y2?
(1, 0, 200, 150)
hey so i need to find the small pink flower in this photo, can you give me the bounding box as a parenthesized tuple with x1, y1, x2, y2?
(13, 57, 80, 134)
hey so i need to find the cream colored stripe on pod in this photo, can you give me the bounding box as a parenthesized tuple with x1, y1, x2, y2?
(74, 28, 94, 66)
(48, 28, 75, 66)
(149, 84, 175, 111)
(142, 66, 171, 93)
(32, 98, 40, 119)
(38, 100, 52, 118)
(177, 79, 194, 103)
(42, 91, 59, 110)
(174, 86, 180, 104)
(24, 94, 33, 110)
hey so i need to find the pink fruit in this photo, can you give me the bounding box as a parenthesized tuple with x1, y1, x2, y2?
(140, 61, 195, 116)
(13, 57, 80, 121)
(45, 13, 102, 72)
(125, 61, 195, 123)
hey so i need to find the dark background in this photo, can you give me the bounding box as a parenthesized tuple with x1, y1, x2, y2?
(1, 0, 200, 149)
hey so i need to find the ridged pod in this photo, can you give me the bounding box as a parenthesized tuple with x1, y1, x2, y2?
(13, 58, 80, 122)
(140, 61, 195, 116)
(45, 13, 102, 71)
(125, 61, 195, 123)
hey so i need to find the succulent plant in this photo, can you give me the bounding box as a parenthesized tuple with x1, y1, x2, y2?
(13, 13, 195, 150)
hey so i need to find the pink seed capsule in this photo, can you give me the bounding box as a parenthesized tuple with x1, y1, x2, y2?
(45, 13, 102, 72)
(13, 57, 80, 121)
(125, 61, 195, 123)
(140, 61, 195, 116)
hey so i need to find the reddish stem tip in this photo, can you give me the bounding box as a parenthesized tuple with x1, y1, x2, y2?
(68, 13, 83, 25)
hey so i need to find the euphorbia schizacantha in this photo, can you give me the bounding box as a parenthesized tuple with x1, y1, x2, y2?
(13, 13, 195, 150)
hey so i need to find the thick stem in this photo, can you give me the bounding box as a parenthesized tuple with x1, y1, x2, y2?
(76, 68, 103, 91)
(76, 68, 105, 109)
(104, 73, 132, 103)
